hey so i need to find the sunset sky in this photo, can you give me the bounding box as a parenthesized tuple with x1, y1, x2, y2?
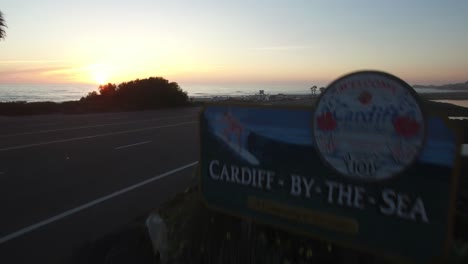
(0, 0, 467, 87)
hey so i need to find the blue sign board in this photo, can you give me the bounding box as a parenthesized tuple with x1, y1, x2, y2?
(199, 71, 460, 263)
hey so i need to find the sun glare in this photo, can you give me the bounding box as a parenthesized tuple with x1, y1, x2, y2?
(94, 73, 108, 85)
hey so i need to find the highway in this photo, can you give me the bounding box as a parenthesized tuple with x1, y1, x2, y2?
(0, 107, 200, 263)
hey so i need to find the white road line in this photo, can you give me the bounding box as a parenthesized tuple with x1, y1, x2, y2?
(0, 121, 197, 152)
(0, 161, 198, 245)
(0, 114, 196, 138)
(115, 141, 151, 150)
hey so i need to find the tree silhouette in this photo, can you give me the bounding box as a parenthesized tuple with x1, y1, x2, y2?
(83, 91, 99, 100)
(82, 77, 188, 110)
(310, 85, 317, 95)
(0, 11, 6, 40)
(99, 83, 117, 97)
(319, 87, 326, 93)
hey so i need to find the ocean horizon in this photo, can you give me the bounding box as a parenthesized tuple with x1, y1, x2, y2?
(0, 83, 463, 103)
(0, 83, 323, 102)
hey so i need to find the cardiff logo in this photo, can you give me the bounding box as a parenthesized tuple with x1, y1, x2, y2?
(313, 71, 426, 181)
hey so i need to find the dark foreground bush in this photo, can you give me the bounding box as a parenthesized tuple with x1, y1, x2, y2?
(81, 77, 189, 111)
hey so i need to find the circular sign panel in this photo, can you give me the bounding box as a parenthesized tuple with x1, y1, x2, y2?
(313, 71, 426, 181)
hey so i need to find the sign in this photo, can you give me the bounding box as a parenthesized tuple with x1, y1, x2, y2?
(199, 71, 460, 263)
(314, 71, 426, 180)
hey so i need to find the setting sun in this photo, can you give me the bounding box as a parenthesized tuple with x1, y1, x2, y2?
(94, 73, 108, 85)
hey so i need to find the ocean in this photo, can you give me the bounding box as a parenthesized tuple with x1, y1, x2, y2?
(0, 83, 323, 102)
(0, 84, 96, 102)
(0, 83, 466, 107)
(0, 83, 312, 102)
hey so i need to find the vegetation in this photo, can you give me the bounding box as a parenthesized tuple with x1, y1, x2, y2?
(80, 77, 189, 111)
(0, 10, 6, 40)
(0, 77, 190, 115)
(153, 185, 361, 264)
(310, 85, 317, 95)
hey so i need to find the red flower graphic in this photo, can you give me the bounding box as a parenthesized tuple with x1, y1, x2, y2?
(316, 112, 337, 131)
(358, 91, 372, 105)
(393, 116, 420, 138)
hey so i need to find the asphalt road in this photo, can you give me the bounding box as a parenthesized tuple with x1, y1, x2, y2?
(0, 107, 201, 263)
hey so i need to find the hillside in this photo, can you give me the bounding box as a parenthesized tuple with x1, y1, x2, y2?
(414, 81, 468, 91)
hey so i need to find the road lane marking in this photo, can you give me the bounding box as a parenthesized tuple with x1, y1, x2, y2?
(0, 161, 198, 245)
(0, 121, 197, 152)
(115, 141, 151, 150)
(0, 114, 196, 138)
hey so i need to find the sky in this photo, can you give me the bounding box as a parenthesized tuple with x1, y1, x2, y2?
(0, 0, 467, 87)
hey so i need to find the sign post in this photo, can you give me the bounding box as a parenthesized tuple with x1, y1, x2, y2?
(199, 71, 460, 263)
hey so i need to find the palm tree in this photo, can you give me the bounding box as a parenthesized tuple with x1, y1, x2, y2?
(310, 85, 317, 95)
(0, 11, 6, 40)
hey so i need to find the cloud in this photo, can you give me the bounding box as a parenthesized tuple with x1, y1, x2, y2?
(0, 60, 66, 64)
(250, 45, 310, 51)
(0, 64, 85, 83)
(0, 66, 67, 75)
(0, 62, 112, 84)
